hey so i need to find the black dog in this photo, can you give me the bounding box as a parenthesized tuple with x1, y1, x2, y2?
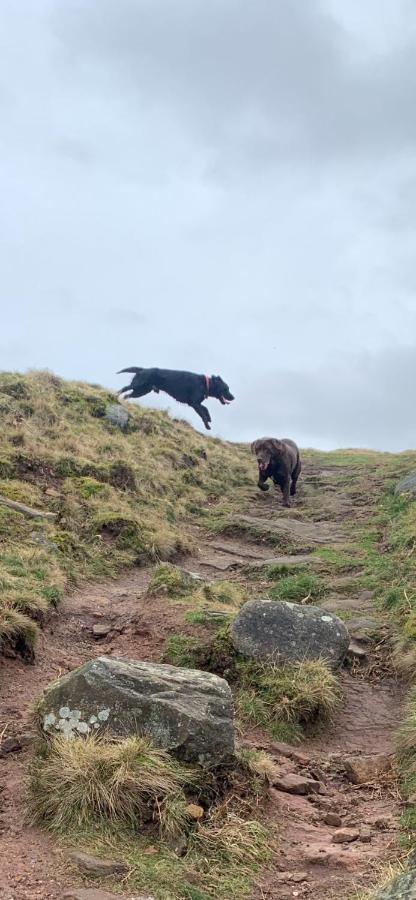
(251, 437, 301, 507)
(117, 367, 234, 430)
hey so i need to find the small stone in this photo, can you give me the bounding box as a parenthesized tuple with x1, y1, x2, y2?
(185, 804, 204, 820)
(303, 847, 335, 865)
(347, 617, 379, 643)
(308, 796, 337, 810)
(348, 641, 367, 659)
(332, 828, 360, 844)
(92, 623, 111, 639)
(276, 872, 310, 884)
(165, 833, 188, 857)
(343, 755, 393, 785)
(324, 812, 342, 827)
(0, 733, 33, 756)
(273, 773, 321, 795)
(67, 850, 129, 876)
(359, 829, 372, 843)
(105, 403, 130, 430)
(291, 872, 309, 883)
(373, 815, 394, 831)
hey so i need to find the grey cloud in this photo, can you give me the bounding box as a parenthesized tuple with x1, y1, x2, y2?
(52, 0, 416, 171)
(227, 346, 416, 451)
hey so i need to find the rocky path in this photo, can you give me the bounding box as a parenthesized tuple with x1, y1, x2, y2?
(0, 463, 404, 900)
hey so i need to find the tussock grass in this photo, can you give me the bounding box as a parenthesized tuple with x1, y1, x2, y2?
(236, 748, 280, 784)
(28, 734, 193, 834)
(235, 658, 341, 741)
(148, 563, 201, 598)
(188, 809, 270, 868)
(0, 370, 252, 655)
(28, 733, 272, 899)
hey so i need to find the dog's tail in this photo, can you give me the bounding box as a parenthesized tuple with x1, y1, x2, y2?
(117, 367, 144, 374)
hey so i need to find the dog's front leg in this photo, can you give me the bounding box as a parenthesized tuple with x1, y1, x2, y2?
(192, 403, 211, 430)
(257, 471, 270, 492)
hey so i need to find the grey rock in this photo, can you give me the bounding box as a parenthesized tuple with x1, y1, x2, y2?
(347, 641, 367, 660)
(375, 870, 416, 899)
(39, 656, 234, 767)
(395, 472, 416, 499)
(323, 813, 343, 827)
(332, 827, 359, 844)
(343, 754, 393, 785)
(272, 773, 321, 795)
(231, 599, 349, 668)
(347, 617, 380, 644)
(0, 732, 33, 756)
(67, 851, 128, 876)
(105, 403, 130, 430)
(92, 623, 112, 640)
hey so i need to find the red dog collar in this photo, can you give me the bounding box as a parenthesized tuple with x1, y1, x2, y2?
(204, 375, 210, 397)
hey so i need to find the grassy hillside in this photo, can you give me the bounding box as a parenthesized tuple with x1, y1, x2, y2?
(0, 370, 252, 656)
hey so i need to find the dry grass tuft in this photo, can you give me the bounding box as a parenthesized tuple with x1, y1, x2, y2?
(235, 658, 341, 741)
(28, 734, 193, 835)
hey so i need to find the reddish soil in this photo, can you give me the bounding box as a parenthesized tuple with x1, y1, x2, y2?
(0, 468, 404, 900)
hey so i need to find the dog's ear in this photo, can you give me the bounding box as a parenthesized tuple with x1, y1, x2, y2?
(251, 439, 261, 455)
(267, 439, 284, 455)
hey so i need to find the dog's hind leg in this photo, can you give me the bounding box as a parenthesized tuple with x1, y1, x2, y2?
(118, 385, 133, 395)
(290, 460, 301, 496)
(192, 403, 211, 430)
(274, 475, 291, 507)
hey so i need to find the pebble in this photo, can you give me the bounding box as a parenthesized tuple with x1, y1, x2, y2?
(332, 828, 360, 844)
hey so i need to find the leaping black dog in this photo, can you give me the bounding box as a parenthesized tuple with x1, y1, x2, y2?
(117, 366, 234, 430)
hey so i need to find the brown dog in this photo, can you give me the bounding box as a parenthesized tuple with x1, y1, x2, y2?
(251, 437, 301, 507)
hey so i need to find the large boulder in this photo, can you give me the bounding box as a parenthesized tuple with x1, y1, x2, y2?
(395, 472, 416, 499)
(231, 599, 349, 668)
(375, 870, 416, 898)
(39, 656, 234, 767)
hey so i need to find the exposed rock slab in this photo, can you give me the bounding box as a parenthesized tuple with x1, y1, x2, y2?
(231, 514, 344, 545)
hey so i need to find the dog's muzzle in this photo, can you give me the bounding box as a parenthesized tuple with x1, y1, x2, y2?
(220, 394, 234, 405)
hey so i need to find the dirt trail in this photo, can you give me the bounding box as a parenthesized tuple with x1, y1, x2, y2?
(0, 464, 403, 900)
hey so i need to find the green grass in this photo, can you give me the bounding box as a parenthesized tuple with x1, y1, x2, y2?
(148, 563, 202, 599)
(267, 572, 326, 603)
(162, 627, 237, 679)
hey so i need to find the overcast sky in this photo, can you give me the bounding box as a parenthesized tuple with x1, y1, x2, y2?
(1, 0, 416, 450)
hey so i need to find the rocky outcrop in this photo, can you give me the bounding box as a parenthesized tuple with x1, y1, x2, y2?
(39, 656, 234, 767)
